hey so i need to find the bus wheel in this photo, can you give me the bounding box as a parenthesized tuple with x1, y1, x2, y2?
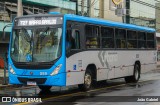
(78, 70, 92, 91)
(125, 64, 140, 83)
(38, 85, 52, 91)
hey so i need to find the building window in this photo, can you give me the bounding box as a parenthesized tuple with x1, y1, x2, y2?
(0, 2, 10, 21)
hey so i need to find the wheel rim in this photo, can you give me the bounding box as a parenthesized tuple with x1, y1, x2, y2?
(84, 73, 91, 88)
(135, 66, 139, 80)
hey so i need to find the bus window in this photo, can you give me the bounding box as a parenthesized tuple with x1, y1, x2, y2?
(138, 32, 146, 48)
(147, 33, 155, 49)
(115, 29, 126, 48)
(101, 27, 114, 48)
(85, 25, 100, 49)
(66, 30, 72, 51)
(127, 30, 137, 49)
(66, 29, 80, 50)
(71, 30, 80, 49)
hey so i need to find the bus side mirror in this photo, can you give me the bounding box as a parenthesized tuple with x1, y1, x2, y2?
(3, 29, 6, 40)
(2, 24, 12, 40)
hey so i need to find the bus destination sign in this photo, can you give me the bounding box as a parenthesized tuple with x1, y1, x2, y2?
(16, 17, 63, 26)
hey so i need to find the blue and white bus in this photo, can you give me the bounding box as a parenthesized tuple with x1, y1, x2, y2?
(8, 13, 157, 91)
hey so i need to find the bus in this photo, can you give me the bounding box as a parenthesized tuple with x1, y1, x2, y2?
(8, 13, 157, 91)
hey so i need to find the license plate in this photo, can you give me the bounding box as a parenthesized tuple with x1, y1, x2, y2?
(27, 81, 37, 86)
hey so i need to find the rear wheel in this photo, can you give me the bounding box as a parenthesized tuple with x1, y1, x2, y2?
(125, 64, 140, 83)
(38, 85, 52, 91)
(78, 70, 93, 91)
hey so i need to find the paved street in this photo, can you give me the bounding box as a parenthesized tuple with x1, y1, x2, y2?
(0, 69, 160, 105)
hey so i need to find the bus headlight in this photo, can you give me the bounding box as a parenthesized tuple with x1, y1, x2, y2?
(9, 66, 16, 74)
(50, 64, 62, 76)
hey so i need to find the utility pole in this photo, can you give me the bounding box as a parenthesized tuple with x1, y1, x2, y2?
(99, 0, 104, 18)
(70, 0, 78, 15)
(17, 0, 23, 17)
(75, 0, 78, 15)
(81, 0, 84, 16)
(87, 0, 90, 17)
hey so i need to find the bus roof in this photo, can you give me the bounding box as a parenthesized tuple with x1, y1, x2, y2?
(64, 14, 155, 33)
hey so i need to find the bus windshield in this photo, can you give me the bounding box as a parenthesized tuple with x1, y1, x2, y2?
(11, 26, 62, 63)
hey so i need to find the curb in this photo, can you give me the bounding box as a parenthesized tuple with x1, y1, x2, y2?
(0, 83, 36, 90)
(0, 76, 23, 89)
(0, 84, 23, 90)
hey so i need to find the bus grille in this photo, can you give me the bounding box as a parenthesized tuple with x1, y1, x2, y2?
(17, 77, 47, 84)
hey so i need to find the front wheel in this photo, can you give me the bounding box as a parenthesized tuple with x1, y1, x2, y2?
(38, 85, 52, 91)
(125, 64, 140, 83)
(78, 70, 93, 91)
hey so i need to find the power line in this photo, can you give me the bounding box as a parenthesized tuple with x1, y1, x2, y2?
(90, 0, 96, 7)
(90, 0, 99, 7)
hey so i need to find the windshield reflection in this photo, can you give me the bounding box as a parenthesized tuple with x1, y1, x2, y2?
(11, 27, 62, 63)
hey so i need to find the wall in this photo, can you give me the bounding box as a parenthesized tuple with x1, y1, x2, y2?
(103, 0, 123, 22)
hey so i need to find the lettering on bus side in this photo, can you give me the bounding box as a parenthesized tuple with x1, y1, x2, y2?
(98, 51, 118, 68)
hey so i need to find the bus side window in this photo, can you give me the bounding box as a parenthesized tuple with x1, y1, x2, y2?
(101, 27, 114, 48)
(66, 30, 72, 51)
(85, 25, 100, 48)
(66, 29, 80, 51)
(127, 30, 137, 49)
(115, 29, 126, 48)
(71, 30, 80, 49)
(147, 33, 155, 49)
(138, 32, 146, 48)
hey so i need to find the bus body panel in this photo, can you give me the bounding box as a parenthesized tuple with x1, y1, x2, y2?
(65, 14, 156, 86)
(9, 72, 66, 86)
(8, 52, 66, 86)
(64, 14, 155, 33)
(8, 14, 67, 86)
(66, 50, 157, 86)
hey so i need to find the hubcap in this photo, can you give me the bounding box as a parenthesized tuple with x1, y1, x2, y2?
(84, 74, 91, 88)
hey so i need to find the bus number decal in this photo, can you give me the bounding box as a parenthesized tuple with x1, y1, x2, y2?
(78, 60, 82, 67)
(40, 72, 47, 76)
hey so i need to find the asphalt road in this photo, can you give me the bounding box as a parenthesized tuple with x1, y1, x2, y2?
(1, 69, 160, 105)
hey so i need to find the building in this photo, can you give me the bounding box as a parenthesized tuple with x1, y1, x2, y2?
(156, 2, 160, 60)
(125, 0, 160, 60)
(126, 0, 158, 28)
(77, 0, 125, 22)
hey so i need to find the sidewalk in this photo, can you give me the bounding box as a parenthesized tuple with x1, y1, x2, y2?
(0, 69, 10, 89)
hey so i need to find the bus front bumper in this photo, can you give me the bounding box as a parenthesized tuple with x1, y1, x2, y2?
(9, 73, 66, 86)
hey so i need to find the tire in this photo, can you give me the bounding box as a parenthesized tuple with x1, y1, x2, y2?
(38, 85, 52, 91)
(78, 70, 93, 91)
(125, 64, 140, 83)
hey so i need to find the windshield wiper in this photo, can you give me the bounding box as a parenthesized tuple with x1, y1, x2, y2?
(21, 27, 31, 42)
